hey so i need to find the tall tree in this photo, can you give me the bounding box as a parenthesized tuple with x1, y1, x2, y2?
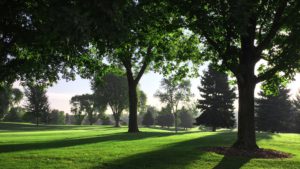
(195, 65, 236, 132)
(256, 88, 294, 133)
(171, 0, 300, 150)
(93, 73, 128, 127)
(70, 94, 101, 125)
(25, 83, 50, 126)
(155, 77, 192, 133)
(75, 0, 200, 133)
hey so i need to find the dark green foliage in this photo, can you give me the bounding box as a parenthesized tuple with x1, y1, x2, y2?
(4, 107, 25, 122)
(25, 83, 50, 126)
(196, 65, 236, 131)
(100, 115, 112, 125)
(65, 113, 71, 125)
(92, 73, 128, 127)
(156, 113, 174, 128)
(293, 90, 300, 132)
(170, 0, 300, 150)
(178, 107, 194, 130)
(0, 83, 23, 120)
(256, 88, 295, 133)
(70, 94, 99, 125)
(155, 77, 192, 133)
(156, 105, 174, 128)
(49, 109, 65, 125)
(142, 110, 155, 127)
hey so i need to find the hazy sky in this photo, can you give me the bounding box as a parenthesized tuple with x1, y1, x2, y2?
(23, 68, 299, 114)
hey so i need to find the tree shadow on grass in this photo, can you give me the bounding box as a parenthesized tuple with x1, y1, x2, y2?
(212, 132, 275, 169)
(0, 131, 198, 154)
(0, 122, 115, 132)
(91, 132, 274, 169)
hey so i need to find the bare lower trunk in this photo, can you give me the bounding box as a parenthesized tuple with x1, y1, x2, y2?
(174, 112, 178, 133)
(212, 126, 216, 132)
(232, 80, 258, 150)
(36, 116, 39, 127)
(114, 115, 121, 127)
(127, 80, 139, 133)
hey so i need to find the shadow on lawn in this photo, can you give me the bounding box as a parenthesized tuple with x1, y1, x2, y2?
(0, 130, 199, 153)
(92, 132, 273, 169)
(0, 122, 113, 132)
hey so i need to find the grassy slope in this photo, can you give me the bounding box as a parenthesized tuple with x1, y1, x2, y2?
(0, 123, 300, 169)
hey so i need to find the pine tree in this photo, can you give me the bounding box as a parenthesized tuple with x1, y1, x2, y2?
(195, 65, 236, 131)
(256, 88, 294, 133)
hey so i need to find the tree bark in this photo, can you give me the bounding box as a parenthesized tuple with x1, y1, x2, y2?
(212, 126, 216, 132)
(113, 113, 121, 127)
(232, 74, 259, 150)
(36, 116, 39, 127)
(127, 79, 139, 133)
(174, 112, 178, 133)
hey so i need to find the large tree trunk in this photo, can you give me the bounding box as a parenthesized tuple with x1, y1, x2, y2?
(232, 74, 259, 150)
(212, 126, 216, 132)
(174, 112, 178, 133)
(36, 116, 39, 127)
(127, 79, 139, 133)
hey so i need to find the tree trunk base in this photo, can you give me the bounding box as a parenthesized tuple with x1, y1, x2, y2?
(232, 140, 259, 150)
(128, 128, 139, 133)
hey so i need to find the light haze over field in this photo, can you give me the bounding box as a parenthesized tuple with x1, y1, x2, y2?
(15, 70, 300, 114)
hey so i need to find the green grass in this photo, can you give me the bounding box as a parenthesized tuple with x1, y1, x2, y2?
(0, 122, 300, 169)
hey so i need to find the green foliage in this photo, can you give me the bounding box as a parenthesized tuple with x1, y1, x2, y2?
(70, 94, 98, 125)
(92, 73, 128, 127)
(196, 65, 236, 131)
(142, 110, 155, 127)
(3, 107, 25, 122)
(256, 88, 295, 133)
(0, 83, 23, 120)
(156, 105, 175, 128)
(49, 109, 65, 125)
(25, 83, 50, 125)
(178, 107, 194, 129)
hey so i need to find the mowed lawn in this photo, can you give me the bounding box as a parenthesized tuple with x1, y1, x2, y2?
(0, 123, 300, 169)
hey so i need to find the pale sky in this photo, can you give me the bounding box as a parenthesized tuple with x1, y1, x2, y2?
(14, 67, 300, 114)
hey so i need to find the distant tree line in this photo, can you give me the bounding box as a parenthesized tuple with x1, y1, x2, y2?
(0, 82, 66, 126)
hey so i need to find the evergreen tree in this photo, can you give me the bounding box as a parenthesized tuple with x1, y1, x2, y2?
(142, 110, 154, 127)
(178, 107, 194, 130)
(195, 65, 236, 131)
(256, 88, 294, 133)
(25, 83, 50, 126)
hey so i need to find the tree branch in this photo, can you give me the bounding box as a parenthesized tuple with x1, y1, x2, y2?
(256, 0, 288, 53)
(255, 66, 279, 83)
(134, 46, 152, 84)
